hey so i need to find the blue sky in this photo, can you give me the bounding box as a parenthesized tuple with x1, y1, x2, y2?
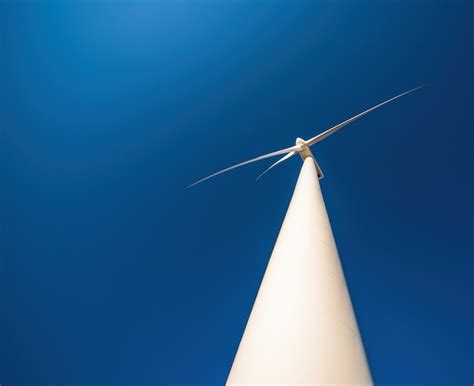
(1, 1, 472, 385)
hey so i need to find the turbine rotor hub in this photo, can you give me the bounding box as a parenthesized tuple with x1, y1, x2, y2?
(295, 137, 307, 146)
(295, 137, 313, 160)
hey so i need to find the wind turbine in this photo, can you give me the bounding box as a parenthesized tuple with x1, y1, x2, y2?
(188, 86, 422, 188)
(189, 87, 423, 385)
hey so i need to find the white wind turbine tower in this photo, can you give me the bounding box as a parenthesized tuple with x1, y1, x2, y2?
(189, 86, 422, 385)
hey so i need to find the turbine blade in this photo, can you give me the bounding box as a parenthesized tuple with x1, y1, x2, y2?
(306, 86, 423, 146)
(256, 151, 296, 181)
(187, 145, 300, 188)
(313, 157, 324, 179)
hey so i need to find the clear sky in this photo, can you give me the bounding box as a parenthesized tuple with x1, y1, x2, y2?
(1, 1, 472, 385)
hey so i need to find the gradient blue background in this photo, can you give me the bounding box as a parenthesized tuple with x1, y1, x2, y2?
(1, 1, 472, 385)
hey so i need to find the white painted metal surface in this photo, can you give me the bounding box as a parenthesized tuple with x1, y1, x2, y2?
(226, 158, 373, 385)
